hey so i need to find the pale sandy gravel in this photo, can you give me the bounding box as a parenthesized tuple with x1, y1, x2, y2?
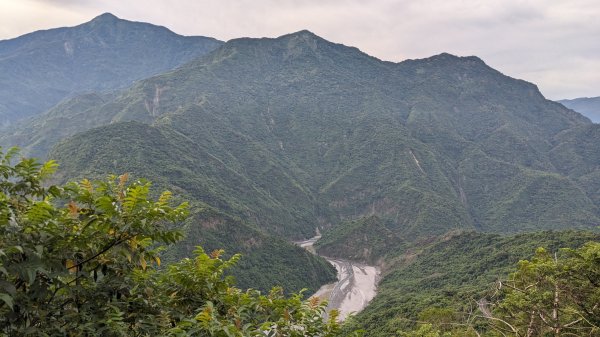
(338, 263, 379, 319)
(319, 259, 380, 321)
(295, 233, 381, 321)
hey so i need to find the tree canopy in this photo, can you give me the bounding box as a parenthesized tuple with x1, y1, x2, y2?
(0, 148, 353, 336)
(486, 243, 600, 336)
(393, 239, 600, 336)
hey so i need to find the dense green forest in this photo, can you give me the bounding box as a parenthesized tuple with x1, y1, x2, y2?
(47, 121, 337, 293)
(169, 208, 336, 293)
(314, 216, 402, 264)
(342, 231, 600, 336)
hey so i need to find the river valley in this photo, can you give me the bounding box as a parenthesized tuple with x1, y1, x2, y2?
(296, 233, 380, 321)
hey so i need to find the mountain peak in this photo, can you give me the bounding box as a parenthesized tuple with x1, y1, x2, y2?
(278, 29, 322, 42)
(0, 12, 222, 125)
(429, 52, 484, 63)
(223, 29, 327, 57)
(90, 13, 120, 24)
(400, 52, 487, 69)
(290, 29, 318, 37)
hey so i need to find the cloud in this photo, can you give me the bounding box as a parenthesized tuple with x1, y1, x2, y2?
(0, 0, 598, 99)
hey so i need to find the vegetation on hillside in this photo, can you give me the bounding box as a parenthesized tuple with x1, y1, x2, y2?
(551, 124, 600, 206)
(315, 216, 403, 264)
(343, 231, 599, 336)
(3, 149, 596, 336)
(169, 208, 336, 294)
(0, 13, 221, 126)
(393, 241, 600, 336)
(49, 121, 318, 238)
(0, 148, 350, 336)
(37, 32, 600, 333)
(48, 122, 337, 292)
(21, 30, 596, 245)
(484, 243, 600, 336)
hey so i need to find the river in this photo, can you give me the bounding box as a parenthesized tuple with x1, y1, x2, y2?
(296, 233, 380, 321)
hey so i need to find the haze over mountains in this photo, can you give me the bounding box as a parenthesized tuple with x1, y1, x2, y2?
(559, 96, 600, 123)
(0, 13, 221, 126)
(1, 13, 599, 335)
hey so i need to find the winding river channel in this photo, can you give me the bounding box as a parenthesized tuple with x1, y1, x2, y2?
(295, 233, 380, 321)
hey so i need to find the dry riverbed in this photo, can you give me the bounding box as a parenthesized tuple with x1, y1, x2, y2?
(295, 233, 380, 321)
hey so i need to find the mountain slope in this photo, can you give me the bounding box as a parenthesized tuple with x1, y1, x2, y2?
(1, 92, 116, 158)
(49, 121, 336, 293)
(559, 96, 600, 122)
(342, 231, 600, 336)
(550, 124, 600, 206)
(50, 121, 318, 237)
(44, 30, 599, 242)
(0, 12, 221, 126)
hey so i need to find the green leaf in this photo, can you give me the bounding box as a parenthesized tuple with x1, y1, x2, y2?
(0, 293, 14, 310)
(26, 200, 54, 223)
(39, 160, 59, 179)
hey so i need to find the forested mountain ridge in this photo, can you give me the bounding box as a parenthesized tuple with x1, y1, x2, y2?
(0, 12, 221, 126)
(46, 30, 598, 245)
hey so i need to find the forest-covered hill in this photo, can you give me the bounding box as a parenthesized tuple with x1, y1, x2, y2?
(44, 30, 598, 242)
(0, 13, 221, 126)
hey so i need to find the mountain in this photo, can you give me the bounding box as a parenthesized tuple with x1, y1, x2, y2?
(45, 30, 598, 244)
(170, 206, 337, 294)
(0, 12, 221, 126)
(559, 96, 600, 122)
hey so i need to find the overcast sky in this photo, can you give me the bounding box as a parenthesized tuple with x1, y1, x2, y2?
(0, 0, 598, 99)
